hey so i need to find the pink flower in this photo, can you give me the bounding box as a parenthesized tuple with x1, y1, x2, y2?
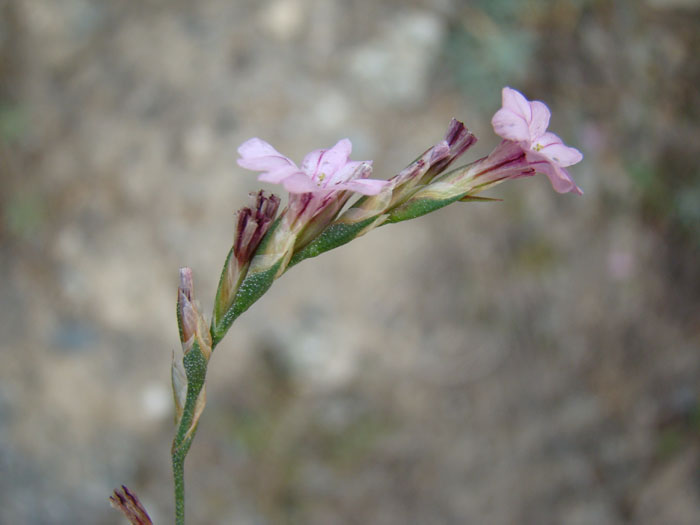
(237, 138, 389, 196)
(492, 87, 583, 195)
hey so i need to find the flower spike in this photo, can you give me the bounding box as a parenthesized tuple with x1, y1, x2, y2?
(153, 88, 584, 524)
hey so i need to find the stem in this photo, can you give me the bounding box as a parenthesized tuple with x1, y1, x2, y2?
(171, 401, 198, 525)
(172, 425, 196, 525)
(171, 342, 209, 525)
(173, 450, 186, 525)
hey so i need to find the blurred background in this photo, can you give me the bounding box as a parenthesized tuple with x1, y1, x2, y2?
(1, 0, 699, 523)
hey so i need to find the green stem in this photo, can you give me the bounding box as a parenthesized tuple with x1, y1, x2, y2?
(172, 446, 187, 525)
(172, 426, 197, 525)
(171, 342, 209, 525)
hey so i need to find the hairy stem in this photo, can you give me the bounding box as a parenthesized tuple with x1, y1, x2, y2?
(171, 341, 210, 525)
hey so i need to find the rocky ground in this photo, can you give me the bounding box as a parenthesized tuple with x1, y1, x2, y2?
(1, 0, 699, 523)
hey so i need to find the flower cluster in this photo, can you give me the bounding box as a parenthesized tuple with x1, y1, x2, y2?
(231, 87, 582, 274)
(238, 88, 582, 217)
(119, 86, 585, 525)
(117, 87, 585, 525)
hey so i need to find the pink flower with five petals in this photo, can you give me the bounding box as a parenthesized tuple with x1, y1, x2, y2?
(492, 87, 583, 195)
(237, 138, 388, 196)
(238, 137, 392, 249)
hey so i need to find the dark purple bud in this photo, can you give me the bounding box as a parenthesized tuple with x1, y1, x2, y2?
(109, 485, 153, 525)
(426, 119, 477, 178)
(233, 190, 280, 267)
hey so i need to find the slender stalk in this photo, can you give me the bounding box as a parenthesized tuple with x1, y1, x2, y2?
(172, 425, 197, 525)
(171, 341, 210, 525)
(172, 449, 186, 525)
(171, 397, 199, 525)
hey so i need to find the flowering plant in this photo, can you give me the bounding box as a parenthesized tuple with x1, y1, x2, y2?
(111, 87, 582, 524)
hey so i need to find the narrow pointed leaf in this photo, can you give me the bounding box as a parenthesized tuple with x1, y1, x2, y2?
(287, 215, 385, 268)
(459, 195, 503, 202)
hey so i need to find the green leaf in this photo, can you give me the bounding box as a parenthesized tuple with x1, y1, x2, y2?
(287, 215, 384, 268)
(459, 195, 502, 202)
(210, 218, 284, 348)
(211, 261, 282, 347)
(385, 194, 464, 224)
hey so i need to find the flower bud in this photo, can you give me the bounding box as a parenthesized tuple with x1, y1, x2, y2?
(212, 191, 280, 332)
(176, 268, 197, 350)
(176, 268, 211, 354)
(385, 141, 536, 223)
(341, 119, 477, 225)
(234, 191, 280, 267)
(109, 485, 153, 525)
(174, 268, 211, 425)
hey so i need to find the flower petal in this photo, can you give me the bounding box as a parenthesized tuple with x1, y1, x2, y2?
(331, 160, 371, 184)
(301, 138, 352, 180)
(257, 165, 303, 184)
(492, 108, 531, 142)
(237, 137, 281, 158)
(536, 132, 583, 167)
(527, 152, 583, 195)
(337, 177, 391, 195)
(326, 138, 352, 160)
(528, 101, 551, 142)
(281, 172, 321, 193)
(237, 138, 296, 172)
(300, 148, 324, 176)
(502, 87, 532, 121)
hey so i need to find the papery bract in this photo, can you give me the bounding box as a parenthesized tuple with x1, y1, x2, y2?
(492, 87, 583, 195)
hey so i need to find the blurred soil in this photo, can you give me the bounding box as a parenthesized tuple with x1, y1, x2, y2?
(1, 0, 699, 523)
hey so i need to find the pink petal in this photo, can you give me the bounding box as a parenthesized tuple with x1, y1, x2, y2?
(326, 138, 352, 159)
(536, 132, 583, 167)
(281, 172, 321, 193)
(502, 87, 532, 121)
(528, 101, 551, 141)
(492, 108, 531, 142)
(237, 138, 281, 158)
(331, 160, 370, 184)
(338, 178, 390, 195)
(528, 153, 583, 195)
(257, 165, 303, 184)
(329, 161, 386, 195)
(300, 148, 324, 176)
(301, 139, 352, 179)
(237, 138, 296, 172)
